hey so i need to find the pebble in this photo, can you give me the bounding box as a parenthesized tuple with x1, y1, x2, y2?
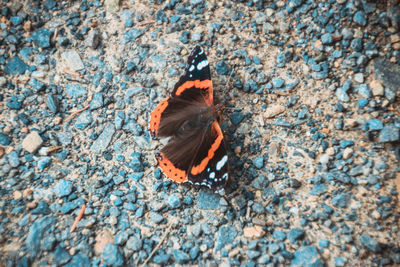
(370, 80, 384, 96)
(291, 246, 323, 267)
(168, 194, 181, 209)
(359, 235, 381, 252)
(264, 104, 284, 119)
(4, 56, 29, 75)
(31, 28, 51, 48)
(62, 50, 84, 71)
(54, 179, 73, 197)
(22, 131, 43, 153)
(102, 243, 124, 266)
(378, 125, 400, 143)
(90, 124, 116, 153)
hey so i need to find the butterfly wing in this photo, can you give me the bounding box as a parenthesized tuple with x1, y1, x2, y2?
(187, 121, 229, 192)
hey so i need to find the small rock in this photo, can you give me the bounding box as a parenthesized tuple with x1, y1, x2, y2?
(354, 73, 364, 83)
(291, 246, 323, 267)
(90, 124, 115, 153)
(22, 131, 43, 153)
(85, 29, 100, 49)
(4, 56, 29, 75)
(65, 84, 87, 99)
(331, 193, 350, 208)
(359, 235, 381, 252)
(54, 179, 73, 197)
(62, 50, 84, 71)
(102, 243, 124, 266)
(253, 157, 264, 169)
(0, 133, 12, 146)
(168, 194, 181, 209)
(54, 246, 71, 265)
(196, 190, 221, 210)
(31, 28, 51, 48)
(104, 0, 120, 12)
(378, 125, 400, 143)
(243, 226, 265, 238)
(370, 80, 384, 96)
(126, 236, 143, 251)
(216, 225, 237, 250)
(288, 228, 305, 244)
(264, 104, 284, 118)
(353, 11, 367, 26)
(229, 112, 245, 126)
(173, 250, 189, 264)
(342, 148, 353, 159)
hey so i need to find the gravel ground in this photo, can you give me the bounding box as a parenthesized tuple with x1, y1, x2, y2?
(1, 0, 400, 266)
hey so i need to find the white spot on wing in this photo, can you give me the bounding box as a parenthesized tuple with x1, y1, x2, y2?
(222, 173, 228, 179)
(189, 65, 195, 72)
(209, 172, 215, 179)
(197, 59, 208, 70)
(216, 155, 228, 171)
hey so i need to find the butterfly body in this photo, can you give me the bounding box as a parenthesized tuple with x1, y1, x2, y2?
(149, 46, 229, 193)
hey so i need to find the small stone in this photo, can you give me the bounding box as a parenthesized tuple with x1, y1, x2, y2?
(216, 225, 237, 250)
(168, 194, 181, 209)
(378, 125, 400, 143)
(243, 226, 265, 238)
(65, 84, 87, 99)
(62, 50, 84, 71)
(126, 236, 142, 251)
(173, 250, 189, 264)
(264, 104, 284, 118)
(321, 33, 333, 45)
(215, 60, 229, 75)
(342, 148, 353, 159)
(46, 94, 59, 113)
(85, 29, 100, 49)
(149, 212, 164, 224)
(288, 228, 305, 244)
(89, 92, 104, 110)
(370, 80, 384, 96)
(0, 133, 12, 146)
(13, 190, 22, 200)
(4, 56, 29, 75)
(354, 73, 364, 83)
(105, 0, 120, 12)
(90, 124, 115, 153)
(272, 77, 285, 88)
(353, 11, 367, 26)
(291, 246, 323, 267)
(331, 193, 350, 208)
(75, 110, 93, 130)
(38, 156, 51, 170)
(31, 28, 51, 48)
(359, 235, 381, 252)
(230, 112, 245, 126)
(196, 190, 221, 210)
(22, 131, 43, 153)
(334, 257, 347, 267)
(253, 157, 264, 169)
(102, 243, 124, 266)
(54, 246, 71, 265)
(54, 179, 73, 197)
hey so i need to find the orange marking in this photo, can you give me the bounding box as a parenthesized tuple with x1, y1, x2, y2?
(190, 121, 223, 175)
(175, 80, 213, 105)
(157, 153, 187, 183)
(149, 98, 169, 134)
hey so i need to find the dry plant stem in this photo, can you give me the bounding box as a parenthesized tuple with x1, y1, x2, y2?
(70, 204, 86, 233)
(64, 104, 90, 122)
(141, 221, 174, 267)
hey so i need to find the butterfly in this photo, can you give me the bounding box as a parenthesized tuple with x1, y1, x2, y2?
(149, 46, 229, 194)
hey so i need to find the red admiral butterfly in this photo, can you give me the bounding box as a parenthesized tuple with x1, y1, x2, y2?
(149, 46, 229, 193)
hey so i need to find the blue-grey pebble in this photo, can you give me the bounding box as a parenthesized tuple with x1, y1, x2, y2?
(102, 243, 124, 266)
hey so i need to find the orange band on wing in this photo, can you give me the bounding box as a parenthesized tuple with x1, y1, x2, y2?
(157, 153, 187, 183)
(175, 79, 213, 105)
(190, 121, 223, 176)
(149, 98, 169, 135)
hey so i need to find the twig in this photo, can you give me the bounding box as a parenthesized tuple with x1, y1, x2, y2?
(70, 203, 86, 233)
(64, 104, 90, 122)
(137, 20, 155, 26)
(47, 145, 62, 153)
(141, 221, 174, 266)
